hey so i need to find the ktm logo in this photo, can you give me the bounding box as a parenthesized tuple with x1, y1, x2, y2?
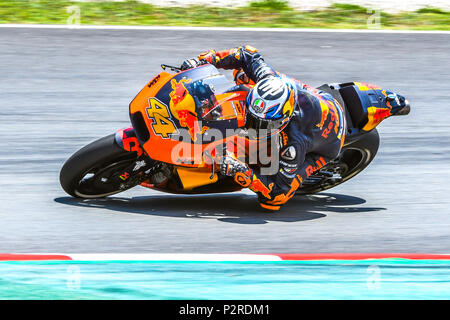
(147, 74, 160, 88)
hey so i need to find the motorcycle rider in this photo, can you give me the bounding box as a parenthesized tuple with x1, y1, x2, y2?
(181, 45, 346, 211)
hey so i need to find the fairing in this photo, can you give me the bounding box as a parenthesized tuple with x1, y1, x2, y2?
(129, 64, 248, 168)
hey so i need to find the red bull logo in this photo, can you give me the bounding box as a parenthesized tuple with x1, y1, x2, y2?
(169, 78, 208, 142)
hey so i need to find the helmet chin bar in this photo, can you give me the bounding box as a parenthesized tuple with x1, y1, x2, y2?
(243, 113, 285, 140)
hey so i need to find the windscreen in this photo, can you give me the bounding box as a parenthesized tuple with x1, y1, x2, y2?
(187, 74, 245, 122)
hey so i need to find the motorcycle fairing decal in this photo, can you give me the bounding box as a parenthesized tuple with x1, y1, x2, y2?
(354, 81, 381, 91)
(160, 67, 245, 143)
(147, 74, 161, 88)
(146, 97, 179, 139)
(347, 83, 401, 132)
(129, 65, 221, 166)
(361, 88, 392, 132)
(168, 78, 208, 142)
(119, 172, 130, 181)
(362, 106, 392, 132)
(115, 128, 144, 157)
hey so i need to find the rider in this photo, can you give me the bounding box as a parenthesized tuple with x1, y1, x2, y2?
(181, 45, 346, 211)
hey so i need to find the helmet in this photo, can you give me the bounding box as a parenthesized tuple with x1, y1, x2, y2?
(245, 76, 296, 139)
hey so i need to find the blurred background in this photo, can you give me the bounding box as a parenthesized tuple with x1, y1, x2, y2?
(0, 0, 449, 30)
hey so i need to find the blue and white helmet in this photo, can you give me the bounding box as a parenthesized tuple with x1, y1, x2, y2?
(245, 76, 297, 137)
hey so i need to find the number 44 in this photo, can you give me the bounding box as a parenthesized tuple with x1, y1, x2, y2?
(145, 98, 178, 138)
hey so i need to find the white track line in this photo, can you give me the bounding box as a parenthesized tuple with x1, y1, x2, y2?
(0, 24, 449, 34)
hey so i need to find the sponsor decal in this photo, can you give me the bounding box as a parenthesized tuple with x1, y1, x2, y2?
(147, 74, 161, 88)
(119, 172, 130, 181)
(146, 97, 178, 138)
(176, 158, 195, 165)
(117, 128, 144, 156)
(169, 78, 209, 142)
(363, 106, 391, 131)
(252, 98, 265, 113)
(133, 160, 146, 172)
(354, 82, 381, 91)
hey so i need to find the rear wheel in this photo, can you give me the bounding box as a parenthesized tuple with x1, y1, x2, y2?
(60, 134, 140, 198)
(296, 129, 380, 195)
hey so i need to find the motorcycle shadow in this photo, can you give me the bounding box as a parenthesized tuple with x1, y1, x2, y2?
(54, 192, 386, 224)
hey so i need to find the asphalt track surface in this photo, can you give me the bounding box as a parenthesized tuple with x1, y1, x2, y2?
(1, 27, 449, 254)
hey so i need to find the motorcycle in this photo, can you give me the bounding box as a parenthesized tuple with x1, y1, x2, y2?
(60, 63, 410, 202)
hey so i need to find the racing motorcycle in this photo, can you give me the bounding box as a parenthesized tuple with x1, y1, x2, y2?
(60, 63, 410, 201)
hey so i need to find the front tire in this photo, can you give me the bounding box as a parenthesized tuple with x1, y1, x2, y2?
(60, 134, 139, 198)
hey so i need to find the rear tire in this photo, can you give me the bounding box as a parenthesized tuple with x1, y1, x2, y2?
(296, 129, 380, 195)
(60, 134, 138, 198)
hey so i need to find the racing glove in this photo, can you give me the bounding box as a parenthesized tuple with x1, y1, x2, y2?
(233, 68, 252, 85)
(180, 58, 207, 71)
(219, 152, 253, 188)
(198, 49, 217, 65)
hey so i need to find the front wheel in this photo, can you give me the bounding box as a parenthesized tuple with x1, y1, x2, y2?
(296, 129, 380, 195)
(60, 134, 140, 198)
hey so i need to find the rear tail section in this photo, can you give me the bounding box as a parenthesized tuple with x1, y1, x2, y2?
(336, 81, 410, 132)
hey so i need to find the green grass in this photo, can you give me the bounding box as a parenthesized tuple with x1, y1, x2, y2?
(0, 0, 449, 30)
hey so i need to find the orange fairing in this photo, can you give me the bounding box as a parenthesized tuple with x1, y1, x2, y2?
(129, 69, 248, 169)
(129, 71, 189, 165)
(129, 71, 171, 114)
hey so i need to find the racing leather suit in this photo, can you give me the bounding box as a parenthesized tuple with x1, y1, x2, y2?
(198, 45, 346, 210)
